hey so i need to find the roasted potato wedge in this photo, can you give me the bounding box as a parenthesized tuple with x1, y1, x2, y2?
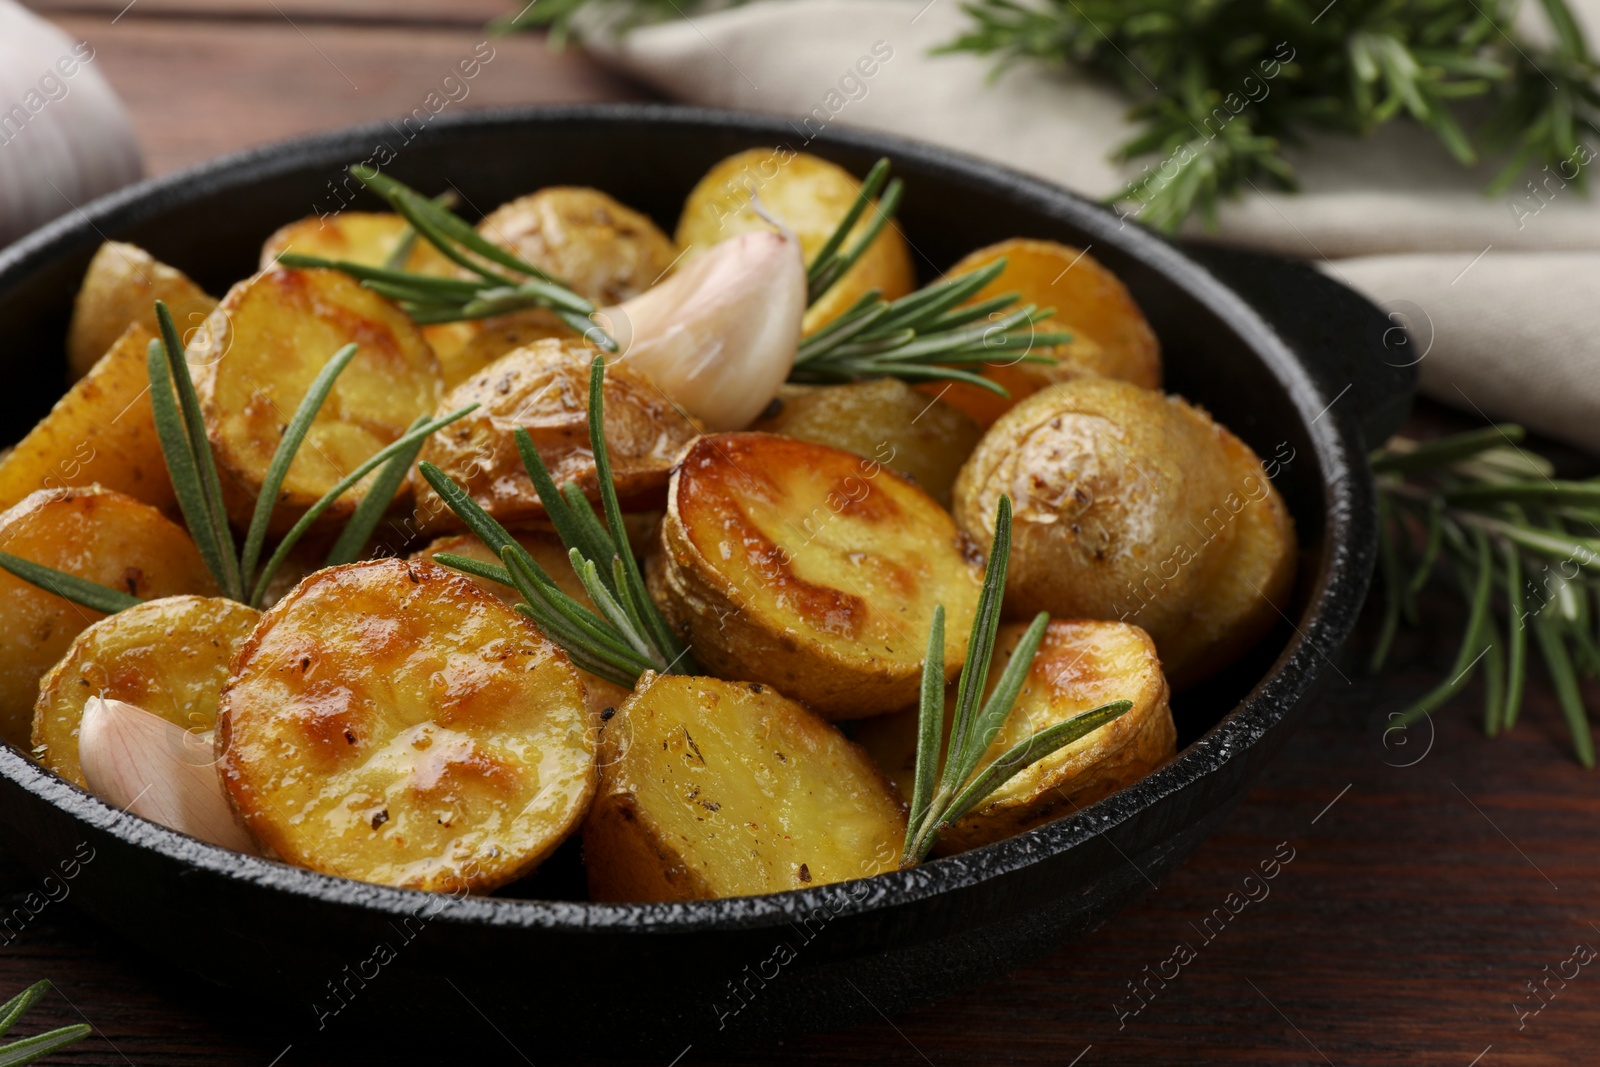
(928, 239, 1162, 427)
(413, 339, 701, 534)
(33, 596, 260, 788)
(442, 309, 572, 391)
(477, 187, 679, 306)
(584, 673, 905, 901)
(855, 620, 1174, 854)
(66, 241, 217, 382)
(952, 377, 1295, 685)
(0, 487, 217, 747)
(675, 148, 915, 335)
(651, 433, 983, 719)
(217, 559, 596, 892)
(0, 324, 174, 514)
(190, 267, 442, 533)
(751, 380, 983, 507)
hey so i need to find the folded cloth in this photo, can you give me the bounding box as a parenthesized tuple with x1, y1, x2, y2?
(585, 0, 1600, 451)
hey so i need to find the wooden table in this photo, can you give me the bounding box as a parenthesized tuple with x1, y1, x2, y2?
(7, 3, 1599, 1064)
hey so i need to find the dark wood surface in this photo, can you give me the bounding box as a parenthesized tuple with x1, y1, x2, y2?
(8, 3, 1600, 1064)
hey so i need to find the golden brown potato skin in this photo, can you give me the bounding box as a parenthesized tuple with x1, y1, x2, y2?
(217, 559, 596, 893)
(928, 239, 1162, 427)
(66, 241, 217, 382)
(33, 596, 260, 788)
(583, 673, 905, 901)
(855, 620, 1174, 854)
(0, 487, 217, 747)
(675, 148, 915, 335)
(413, 339, 702, 533)
(191, 267, 442, 533)
(478, 187, 679, 306)
(0, 325, 175, 514)
(953, 377, 1295, 685)
(651, 433, 982, 719)
(752, 380, 983, 508)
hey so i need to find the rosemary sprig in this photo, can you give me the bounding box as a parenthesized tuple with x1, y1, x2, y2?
(1373, 424, 1599, 768)
(0, 981, 89, 1065)
(805, 157, 904, 307)
(280, 167, 616, 349)
(902, 496, 1132, 863)
(420, 355, 693, 687)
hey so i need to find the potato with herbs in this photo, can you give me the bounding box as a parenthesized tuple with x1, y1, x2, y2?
(953, 377, 1295, 686)
(0, 324, 174, 514)
(751, 380, 984, 507)
(584, 673, 905, 902)
(216, 559, 596, 893)
(650, 433, 983, 719)
(413, 339, 701, 534)
(0, 486, 217, 747)
(66, 241, 217, 381)
(676, 148, 915, 335)
(856, 620, 1174, 854)
(190, 266, 442, 533)
(33, 596, 261, 788)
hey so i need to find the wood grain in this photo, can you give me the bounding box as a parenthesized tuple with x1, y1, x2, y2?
(27, 0, 523, 27)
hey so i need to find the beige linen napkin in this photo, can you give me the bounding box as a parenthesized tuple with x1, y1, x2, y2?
(585, 0, 1600, 451)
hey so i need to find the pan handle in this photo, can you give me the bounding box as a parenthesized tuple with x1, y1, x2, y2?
(1179, 244, 1417, 449)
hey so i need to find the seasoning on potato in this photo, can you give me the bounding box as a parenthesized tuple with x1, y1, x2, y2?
(66, 241, 217, 382)
(216, 559, 597, 893)
(651, 432, 983, 719)
(583, 673, 905, 902)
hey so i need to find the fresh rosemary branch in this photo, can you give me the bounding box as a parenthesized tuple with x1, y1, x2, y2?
(420, 355, 694, 687)
(0, 981, 89, 1065)
(280, 166, 616, 349)
(902, 496, 1132, 863)
(1372, 424, 1598, 768)
(805, 157, 904, 307)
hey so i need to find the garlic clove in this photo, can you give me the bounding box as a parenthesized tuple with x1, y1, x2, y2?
(78, 696, 257, 854)
(598, 230, 805, 431)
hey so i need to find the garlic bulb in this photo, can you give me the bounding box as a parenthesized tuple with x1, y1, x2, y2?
(598, 230, 805, 430)
(0, 2, 143, 248)
(78, 697, 256, 854)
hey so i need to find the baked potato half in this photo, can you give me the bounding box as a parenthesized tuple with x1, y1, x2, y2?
(928, 239, 1162, 427)
(0, 487, 217, 747)
(675, 148, 915, 335)
(751, 380, 983, 507)
(66, 241, 217, 382)
(33, 596, 261, 788)
(583, 673, 905, 901)
(650, 433, 983, 719)
(190, 266, 443, 533)
(855, 619, 1174, 854)
(0, 324, 174, 514)
(952, 377, 1295, 685)
(412, 339, 701, 534)
(216, 559, 596, 892)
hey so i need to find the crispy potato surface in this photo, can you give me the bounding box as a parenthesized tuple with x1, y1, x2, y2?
(413, 339, 701, 533)
(217, 559, 596, 892)
(675, 148, 915, 335)
(191, 267, 442, 532)
(33, 596, 260, 788)
(751, 380, 983, 507)
(0, 487, 217, 747)
(443, 309, 572, 391)
(477, 187, 678, 305)
(259, 212, 456, 277)
(66, 242, 217, 382)
(856, 620, 1174, 854)
(929, 239, 1162, 426)
(584, 673, 905, 901)
(0, 325, 174, 514)
(652, 433, 982, 719)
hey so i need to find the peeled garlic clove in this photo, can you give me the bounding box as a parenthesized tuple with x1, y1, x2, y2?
(78, 697, 257, 854)
(599, 230, 805, 431)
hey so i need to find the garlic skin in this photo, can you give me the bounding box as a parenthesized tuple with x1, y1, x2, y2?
(78, 697, 256, 854)
(0, 3, 143, 248)
(598, 230, 805, 431)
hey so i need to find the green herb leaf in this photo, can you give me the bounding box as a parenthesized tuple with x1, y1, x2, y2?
(0, 553, 144, 615)
(0, 980, 90, 1066)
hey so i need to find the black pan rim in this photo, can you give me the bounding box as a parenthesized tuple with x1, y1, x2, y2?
(0, 101, 1369, 935)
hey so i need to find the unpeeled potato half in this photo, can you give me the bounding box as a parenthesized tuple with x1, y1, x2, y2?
(66, 241, 217, 382)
